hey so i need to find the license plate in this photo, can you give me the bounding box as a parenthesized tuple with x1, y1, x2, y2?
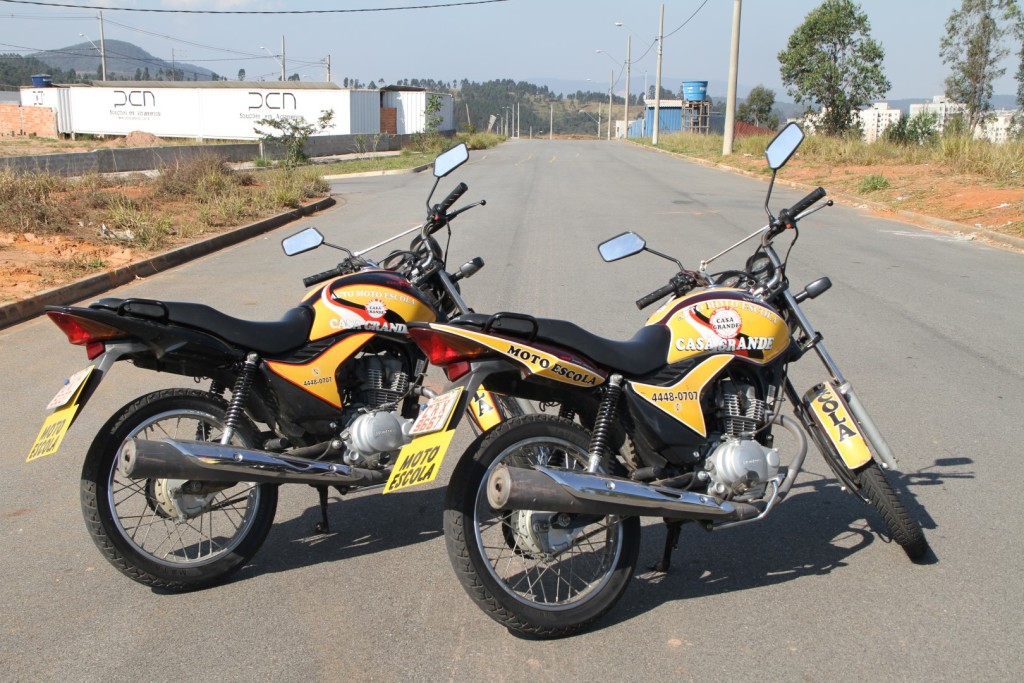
(409, 386, 464, 435)
(383, 429, 456, 494)
(27, 366, 94, 462)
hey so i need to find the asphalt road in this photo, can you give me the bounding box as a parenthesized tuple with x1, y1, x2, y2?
(2, 139, 1022, 682)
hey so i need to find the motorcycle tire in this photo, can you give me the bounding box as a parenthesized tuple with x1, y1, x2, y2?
(856, 462, 929, 561)
(80, 388, 278, 591)
(444, 414, 640, 638)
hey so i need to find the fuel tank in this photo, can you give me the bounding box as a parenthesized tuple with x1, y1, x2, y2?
(645, 287, 790, 366)
(304, 270, 440, 342)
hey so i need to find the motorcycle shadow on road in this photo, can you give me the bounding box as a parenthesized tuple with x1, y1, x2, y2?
(598, 459, 970, 632)
(225, 484, 447, 585)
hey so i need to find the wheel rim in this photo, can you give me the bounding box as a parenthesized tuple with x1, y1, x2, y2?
(106, 409, 262, 569)
(473, 436, 624, 612)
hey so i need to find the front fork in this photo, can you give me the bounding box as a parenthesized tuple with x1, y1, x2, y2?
(782, 287, 899, 481)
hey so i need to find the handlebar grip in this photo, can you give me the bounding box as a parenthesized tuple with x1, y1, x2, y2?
(636, 281, 677, 310)
(789, 186, 827, 218)
(303, 267, 342, 288)
(438, 182, 468, 215)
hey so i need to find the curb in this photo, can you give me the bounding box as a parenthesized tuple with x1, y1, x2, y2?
(322, 162, 431, 181)
(0, 196, 337, 331)
(630, 140, 1024, 251)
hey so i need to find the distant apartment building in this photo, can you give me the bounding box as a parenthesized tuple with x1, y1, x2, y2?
(909, 95, 967, 133)
(977, 109, 1018, 143)
(857, 102, 902, 142)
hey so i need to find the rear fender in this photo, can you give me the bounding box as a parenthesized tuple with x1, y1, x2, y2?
(65, 341, 148, 430)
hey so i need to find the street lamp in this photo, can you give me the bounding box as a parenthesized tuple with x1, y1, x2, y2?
(614, 23, 632, 139)
(595, 50, 618, 140)
(260, 42, 285, 81)
(79, 32, 105, 81)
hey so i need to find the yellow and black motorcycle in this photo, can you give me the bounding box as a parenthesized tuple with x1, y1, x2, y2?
(28, 143, 520, 590)
(398, 124, 929, 637)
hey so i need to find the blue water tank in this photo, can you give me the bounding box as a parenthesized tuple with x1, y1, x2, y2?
(31, 74, 53, 87)
(681, 80, 708, 101)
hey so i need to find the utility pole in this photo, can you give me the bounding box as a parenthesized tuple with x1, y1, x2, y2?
(652, 4, 664, 145)
(325, 54, 331, 82)
(550, 103, 553, 140)
(280, 35, 286, 81)
(97, 11, 107, 81)
(723, 0, 742, 155)
(624, 35, 631, 138)
(607, 68, 613, 140)
(597, 104, 602, 139)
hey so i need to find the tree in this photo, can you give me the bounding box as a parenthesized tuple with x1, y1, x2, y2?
(254, 109, 334, 167)
(941, 0, 1018, 130)
(425, 94, 444, 134)
(288, 73, 300, 81)
(238, 68, 246, 81)
(778, 0, 890, 136)
(737, 85, 779, 130)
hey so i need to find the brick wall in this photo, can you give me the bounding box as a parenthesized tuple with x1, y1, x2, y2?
(0, 105, 58, 138)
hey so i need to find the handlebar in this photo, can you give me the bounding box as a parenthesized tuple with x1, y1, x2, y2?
(303, 265, 346, 288)
(636, 273, 696, 310)
(789, 186, 827, 218)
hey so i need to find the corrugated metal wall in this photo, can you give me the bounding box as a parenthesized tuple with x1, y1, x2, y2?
(381, 91, 454, 134)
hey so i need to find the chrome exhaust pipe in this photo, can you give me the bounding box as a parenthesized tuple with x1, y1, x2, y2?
(119, 438, 387, 487)
(487, 465, 762, 523)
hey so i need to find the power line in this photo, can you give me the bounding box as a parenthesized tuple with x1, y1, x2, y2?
(0, 0, 508, 14)
(664, 0, 711, 40)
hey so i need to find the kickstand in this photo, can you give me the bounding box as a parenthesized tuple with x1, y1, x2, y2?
(651, 520, 683, 573)
(314, 485, 331, 534)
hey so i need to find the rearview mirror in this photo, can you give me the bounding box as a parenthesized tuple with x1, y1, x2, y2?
(434, 143, 469, 178)
(765, 122, 804, 170)
(282, 227, 324, 256)
(598, 232, 646, 262)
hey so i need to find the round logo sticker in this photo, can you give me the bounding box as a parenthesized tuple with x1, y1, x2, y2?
(366, 299, 387, 319)
(709, 307, 742, 339)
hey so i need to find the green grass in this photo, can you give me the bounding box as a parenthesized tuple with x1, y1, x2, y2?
(316, 153, 434, 176)
(858, 174, 891, 193)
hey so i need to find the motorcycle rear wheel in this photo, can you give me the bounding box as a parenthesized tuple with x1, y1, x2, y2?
(445, 414, 640, 638)
(856, 462, 929, 561)
(80, 388, 278, 591)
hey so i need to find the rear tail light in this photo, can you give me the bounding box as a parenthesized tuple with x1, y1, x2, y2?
(47, 311, 126, 347)
(408, 326, 494, 367)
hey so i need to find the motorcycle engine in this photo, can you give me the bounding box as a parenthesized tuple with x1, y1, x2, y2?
(338, 353, 414, 467)
(704, 381, 780, 500)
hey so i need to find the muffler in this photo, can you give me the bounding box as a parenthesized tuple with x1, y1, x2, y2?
(486, 465, 762, 523)
(119, 438, 387, 487)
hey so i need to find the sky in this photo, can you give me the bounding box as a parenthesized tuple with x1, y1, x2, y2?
(0, 0, 1019, 102)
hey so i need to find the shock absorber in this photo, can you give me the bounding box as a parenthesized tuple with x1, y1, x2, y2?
(221, 352, 259, 445)
(587, 374, 623, 473)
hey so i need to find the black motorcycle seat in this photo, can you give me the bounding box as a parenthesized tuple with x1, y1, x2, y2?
(91, 297, 313, 355)
(450, 312, 670, 376)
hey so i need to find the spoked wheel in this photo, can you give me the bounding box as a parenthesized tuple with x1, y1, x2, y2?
(856, 462, 929, 561)
(445, 415, 640, 638)
(80, 388, 277, 591)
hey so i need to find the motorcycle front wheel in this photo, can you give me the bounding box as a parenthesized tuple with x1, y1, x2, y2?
(856, 461, 929, 560)
(80, 388, 278, 591)
(444, 414, 640, 638)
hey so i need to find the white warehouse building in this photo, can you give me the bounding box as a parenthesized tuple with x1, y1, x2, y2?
(20, 81, 454, 140)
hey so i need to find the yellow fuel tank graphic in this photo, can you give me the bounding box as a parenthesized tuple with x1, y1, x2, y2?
(305, 271, 438, 342)
(646, 289, 790, 365)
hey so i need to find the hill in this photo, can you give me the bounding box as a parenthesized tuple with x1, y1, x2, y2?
(28, 39, 220, 82)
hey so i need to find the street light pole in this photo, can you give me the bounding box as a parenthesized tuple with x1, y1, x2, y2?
(653, 3, 665, 145)
(602, 68, 610, 141)
(723, 0, 743, 155)
(615, 24, 632, 139)
(97, 11, 107, 81)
